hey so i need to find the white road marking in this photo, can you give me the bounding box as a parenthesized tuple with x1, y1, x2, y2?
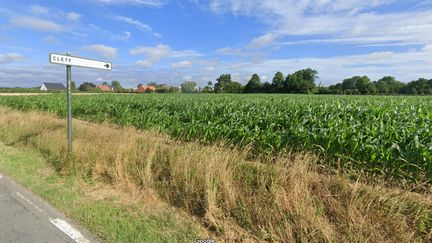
(50, 218, 90, 243)
(16, 192, 44, 213)
(0, 174, 2, 179)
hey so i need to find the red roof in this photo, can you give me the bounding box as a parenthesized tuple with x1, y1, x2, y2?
(96, 85, 112, 91)
(136, 85, 156, 92)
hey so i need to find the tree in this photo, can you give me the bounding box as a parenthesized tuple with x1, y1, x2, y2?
(78, 82, 96, 92)
(328, 83, 343, 94)
(225, 81, 243, 93)
(148, 81, 158, 87)
(262, 82, 272, 93)
(244, 73, 262, 93)
(285, 68, 318, 93)
(168, 86, 180, 93)
(181, 81, 197, 93)
(339, 76, 376, 95)
(214, 74, 232, 93)
(71, 81, 78, 92)
(111, 80, 122, 91)
(375, 76, 405, 94)
(271, 72, 284, 93)
(102, 81, 108, 85)
(201, 81, 213, 93)
(401, 78, 432, 95)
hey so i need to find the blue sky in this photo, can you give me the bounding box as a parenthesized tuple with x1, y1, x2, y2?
(0, 0, 432, 88)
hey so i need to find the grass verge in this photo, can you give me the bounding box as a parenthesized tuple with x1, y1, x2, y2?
(0, 107, 431, 242)
(0, 142, 204, 242)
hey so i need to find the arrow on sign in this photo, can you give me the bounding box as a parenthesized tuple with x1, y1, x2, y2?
(105, 64, 110, 69)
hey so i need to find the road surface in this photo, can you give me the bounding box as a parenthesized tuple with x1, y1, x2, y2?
(0, 173, 98, 243)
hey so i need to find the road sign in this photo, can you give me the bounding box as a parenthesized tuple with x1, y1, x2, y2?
(49, 53, 112, 71)
(49, 52, 112, 156)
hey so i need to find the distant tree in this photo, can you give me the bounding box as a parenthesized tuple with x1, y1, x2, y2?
(102, 81, 108, 85)
(202, 86, 213, 93)
(78, 82, 96, 92)
(71, 81, 78, 92)
(214, 74, 232, 93)
(111, 80, 122, 91)
(144, 88, 154, 93)
(317, 86, 331, 94)
(203, 81, 214, 92)
(168, 86, 180, 93)
(181, 81, 197, 93)
(328, 83, 343, 94)
(271, 72, 284, 93)
(262, 82, 272, 93)
(225, 81, 243, 93)
(356, 76, 373, 94)
(148, 81, 158, 87)
(341, 76, 377, 94)
(244, 73, 262, 93)
(285, 68, 318, 93)
(401, 78, 432, 95)
(202, 81, 214, 93)
(375, 76, 405, 94)
(155, 84, 169, 93)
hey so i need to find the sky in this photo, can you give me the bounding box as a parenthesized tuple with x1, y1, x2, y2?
(0, 0, 432, 88)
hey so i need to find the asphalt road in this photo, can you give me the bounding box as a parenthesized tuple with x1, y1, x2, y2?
(0, 173, 98, 243)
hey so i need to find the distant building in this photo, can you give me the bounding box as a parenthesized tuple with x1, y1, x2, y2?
(136, 84, 156, 93)
(40, 82, 66, 92)
(96, 85, 113, 92)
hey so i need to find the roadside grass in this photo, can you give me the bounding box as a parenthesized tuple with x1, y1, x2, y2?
(0, 107, 431, 242)
(0, 142, 204, 242)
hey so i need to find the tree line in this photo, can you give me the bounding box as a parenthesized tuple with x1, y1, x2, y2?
(182, 69, 432, 95)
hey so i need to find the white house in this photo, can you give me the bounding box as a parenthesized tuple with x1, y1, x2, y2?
(40, 82, 66, 91)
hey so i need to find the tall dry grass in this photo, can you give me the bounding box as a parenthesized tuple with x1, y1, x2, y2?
(0, 107, 431, 242)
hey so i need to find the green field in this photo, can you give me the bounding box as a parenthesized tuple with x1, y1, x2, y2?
(0, 94, 431, 184)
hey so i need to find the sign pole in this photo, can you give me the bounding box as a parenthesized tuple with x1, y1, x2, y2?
(49, 52, 111, 157)
(66, 52, 72, 156)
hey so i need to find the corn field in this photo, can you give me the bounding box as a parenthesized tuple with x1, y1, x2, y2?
(0, 94, 431, 183)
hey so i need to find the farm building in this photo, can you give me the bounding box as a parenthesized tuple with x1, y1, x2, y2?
(40, 82, 66, 91)
(136, 85, 156, 93)
(96, 85, 113, 92)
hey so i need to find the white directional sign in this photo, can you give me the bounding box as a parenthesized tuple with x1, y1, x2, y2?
(49, 53, 112, 71)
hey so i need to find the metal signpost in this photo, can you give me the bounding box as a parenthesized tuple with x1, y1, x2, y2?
(49, 53, 112, 156)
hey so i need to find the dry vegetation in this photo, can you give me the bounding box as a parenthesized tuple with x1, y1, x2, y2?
(0, 107, 431, 242)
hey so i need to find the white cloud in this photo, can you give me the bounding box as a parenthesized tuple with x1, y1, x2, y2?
(423, 44, 432, 52)
(130, 44, 203, 67)
(82, 44, 117, 59)
(96, 0, 167, 6)
(123, 31, 132, 40)
(136, 60, 153, 67)
(200, 0, 432, 46)
(130, 44, 171, 62)
(182, 75, 193, 81)
(0, 53, 25, 64)
(116, 15, 152, 32)
(170, 50, 203, 58)
(215, 47, 242, 55)
(204, 66, 215, 71)
(43, 36, 60, 45)
(10, 17, 63, 32)
(172, 61, 192, 68)
(115, 15, 161, 37)
(29, 5, 49, 15)
(249, 33, 278, 48)
(67, 12, 81, 21)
